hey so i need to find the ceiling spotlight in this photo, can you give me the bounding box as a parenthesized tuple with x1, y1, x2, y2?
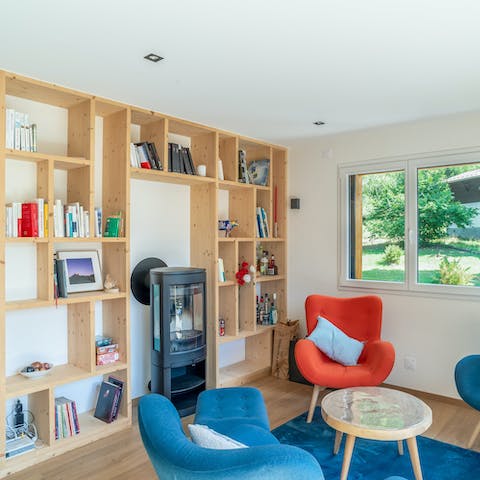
(144, 53, 164, 63)
(313, 121, 325, 126)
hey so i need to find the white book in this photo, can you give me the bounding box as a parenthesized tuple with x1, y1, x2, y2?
(55, 199, 65, 237)
(5, 109, 15, 149)
(30, 124, 37, 152)
(35, 199, 44, 237)
(25, 126, 31, 152)
(5, 206, 12, 237)
(94, 208, 102, 237)
(79, 205, 84, 237)
(84, 211, 90, 237)
(218, 258, 226, 282)
(130, 143, 140, 167)
(14, 112, 23, 150)
(20, 113, 29, 151)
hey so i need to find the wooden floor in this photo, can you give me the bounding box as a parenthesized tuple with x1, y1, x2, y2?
(7, 377, 480, 479)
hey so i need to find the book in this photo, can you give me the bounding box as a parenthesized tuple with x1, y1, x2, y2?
(94, 208, 102, 237)
(21, 202, 38, 237)
(170, 143, 181, 173)
(94, 381, 122, 423)
(104, 214, 122, 237)
(238, 149, 250, 183)
(184, 147, 196, 175)
(148, 142, 163, 170)
(55, 258, 68, 298)
(5, 109, 14, 149)
(218, 258, 226, 282)
(55, 397, 80, 438)
(107, 376, 124, 420)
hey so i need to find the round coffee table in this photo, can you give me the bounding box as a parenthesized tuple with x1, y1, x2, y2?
(321, 386, 432, 480)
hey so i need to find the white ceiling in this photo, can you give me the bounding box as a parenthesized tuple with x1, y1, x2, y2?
(1, 0, 480, 144)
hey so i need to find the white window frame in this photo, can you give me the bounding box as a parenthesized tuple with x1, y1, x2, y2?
(338, 147, 480, 298)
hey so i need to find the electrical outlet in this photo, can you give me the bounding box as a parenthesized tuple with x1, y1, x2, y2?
(404, 356, 416, 371)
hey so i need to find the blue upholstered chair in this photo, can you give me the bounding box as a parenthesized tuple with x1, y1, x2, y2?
(138, 393, 324, 479)
(455, 354, 480, 448)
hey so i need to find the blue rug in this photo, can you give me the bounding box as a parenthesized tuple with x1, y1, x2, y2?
(272, 407, 480, 480)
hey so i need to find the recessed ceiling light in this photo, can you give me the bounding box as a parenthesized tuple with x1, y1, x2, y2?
(144, 53, 164, 63)
(313, 121, 326, 126)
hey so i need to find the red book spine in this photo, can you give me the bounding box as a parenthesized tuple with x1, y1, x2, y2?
(140, 161, 151, 169)
(21, 202, 39, 237)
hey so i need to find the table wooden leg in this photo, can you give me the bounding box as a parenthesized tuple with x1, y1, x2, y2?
(397, 440, 404, 455)
(406, 436, 423, 480)
(340, 434, 356, 480)
(334, 431, 343, 454)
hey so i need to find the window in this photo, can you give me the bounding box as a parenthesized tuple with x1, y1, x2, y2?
(339, 150, 480, 295)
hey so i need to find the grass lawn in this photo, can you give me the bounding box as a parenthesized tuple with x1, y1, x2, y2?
(361, 241, 480, 285)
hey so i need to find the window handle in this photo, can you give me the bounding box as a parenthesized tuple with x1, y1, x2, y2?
(408, 229, 415, 244)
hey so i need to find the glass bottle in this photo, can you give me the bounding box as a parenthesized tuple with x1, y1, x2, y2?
(270, 293, 278, 325)
(260, 251, 269, 275)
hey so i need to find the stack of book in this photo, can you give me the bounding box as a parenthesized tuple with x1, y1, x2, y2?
(5, 109, 37, 152)
(130, 142, 163, 170)
(5, 200, 48, 237)
(94, 376, 124, 424)
(168, 143, 196, 175)
(53, 200, 91, 238)
(55, 397, 80, 440)
(256, 207, 270, 238)
(96, 341, 119, 366)
(238, 149, 250, 183)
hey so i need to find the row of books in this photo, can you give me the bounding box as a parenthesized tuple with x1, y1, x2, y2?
(256, 207, 270, 238)
(168, 143, 197, 175)
(53, 200, 92, 238)
(5, 200, 48, 237)
(94, 376, 124, 424)
(130, 142, 163, 170)
(5, 109, 38, 152)
(104, 213, 123, 237)
(55, 397, 80, 440)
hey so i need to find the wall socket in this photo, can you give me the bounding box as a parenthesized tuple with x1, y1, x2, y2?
(404, 355, 417, 371)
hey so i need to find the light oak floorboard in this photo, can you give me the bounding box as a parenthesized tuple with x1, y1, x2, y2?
(8, 377, 480, 479)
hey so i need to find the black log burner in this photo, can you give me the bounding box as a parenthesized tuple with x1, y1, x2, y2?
(150, 267, 206, 416)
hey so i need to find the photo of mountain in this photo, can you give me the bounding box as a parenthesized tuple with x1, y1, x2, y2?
(66, 257, 95, 284)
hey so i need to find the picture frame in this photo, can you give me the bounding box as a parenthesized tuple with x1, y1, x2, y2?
(56, 250, 103, 293)
(248, 159, 270, 186)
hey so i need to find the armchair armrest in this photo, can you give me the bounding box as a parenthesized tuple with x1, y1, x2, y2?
(361, 340, 395, 383)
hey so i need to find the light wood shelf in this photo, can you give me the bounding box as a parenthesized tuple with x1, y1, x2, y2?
(0, 68, 286, 474)
(1, 69, 131, 476)
(130, 167, 216, 185)
(255, 274, 286, 283)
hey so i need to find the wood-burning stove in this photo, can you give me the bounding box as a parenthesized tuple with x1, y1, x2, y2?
(150, 267, 206, 416)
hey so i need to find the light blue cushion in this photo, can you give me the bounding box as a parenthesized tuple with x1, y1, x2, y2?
(307, 316, 364, 366)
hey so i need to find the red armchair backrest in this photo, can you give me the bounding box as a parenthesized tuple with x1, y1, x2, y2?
(305, 295, 383, 342)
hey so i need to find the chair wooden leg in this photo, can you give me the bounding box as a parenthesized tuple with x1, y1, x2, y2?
(306, 384, 322, 423)
(467, 418, 480, 449)
(397, 440, 404, 455)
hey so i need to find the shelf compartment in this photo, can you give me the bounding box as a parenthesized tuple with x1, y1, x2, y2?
(5, 298, 52, 311)
(255, 241, 285, 276)
(218, 286, 238, 337)
(5, 237, 49, 244)
(219, 359, 271, 388)
(218, 134, 238, 182)
(95, 362, 128, 376)
(217, 179, 253, 191)
(219, 325, 274, 344)
(5, 73, 91, 108)
(3, 412, 130, 476)
(6, 364, 91, 398)
(255, 274, 286, 283)
(218, 280, 235, 287)
(272, 148, 287, 239)
(218, 241, 237, 283)
(3, 149, 89, 169)
(130, 167, 216, 185)
(256, 279, 286, 326)
(56, 291, 127, 305)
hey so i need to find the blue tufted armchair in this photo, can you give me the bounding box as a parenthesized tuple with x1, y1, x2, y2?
(138, 393, 324, 480)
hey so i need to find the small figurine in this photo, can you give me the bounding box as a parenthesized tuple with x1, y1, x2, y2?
(218, 220, 239, 238)
(104, 274, 119, 294)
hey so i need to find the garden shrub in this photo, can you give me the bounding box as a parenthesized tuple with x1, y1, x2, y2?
(382, 244, 403, 265)
(438, 256, 473, 285)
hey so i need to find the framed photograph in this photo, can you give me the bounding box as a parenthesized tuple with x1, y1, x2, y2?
(56, 250, 103, 293)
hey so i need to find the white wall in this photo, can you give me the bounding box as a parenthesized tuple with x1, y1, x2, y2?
(287, 110, 480, 399)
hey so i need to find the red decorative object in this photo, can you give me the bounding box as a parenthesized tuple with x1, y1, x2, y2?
(235, 262, 254, 286)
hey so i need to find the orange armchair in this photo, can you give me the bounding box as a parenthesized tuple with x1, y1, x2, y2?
(295, 295, 395, 422)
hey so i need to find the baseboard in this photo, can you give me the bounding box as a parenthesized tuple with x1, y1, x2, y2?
(382, 383, 464, 408)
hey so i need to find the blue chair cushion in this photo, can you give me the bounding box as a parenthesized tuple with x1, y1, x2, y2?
(224, 423, 280, 447)
(194, 387, 271, 435)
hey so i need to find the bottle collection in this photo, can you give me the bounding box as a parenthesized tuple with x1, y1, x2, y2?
(257, 249, 279, 276)
(256, 293, 278, 325)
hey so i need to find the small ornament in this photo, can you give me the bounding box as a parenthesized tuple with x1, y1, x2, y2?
(104, 274, 119, 294)
(235, 262, 256, 286)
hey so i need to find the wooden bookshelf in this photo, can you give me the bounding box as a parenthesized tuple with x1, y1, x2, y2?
(0, 69, 287, 475)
